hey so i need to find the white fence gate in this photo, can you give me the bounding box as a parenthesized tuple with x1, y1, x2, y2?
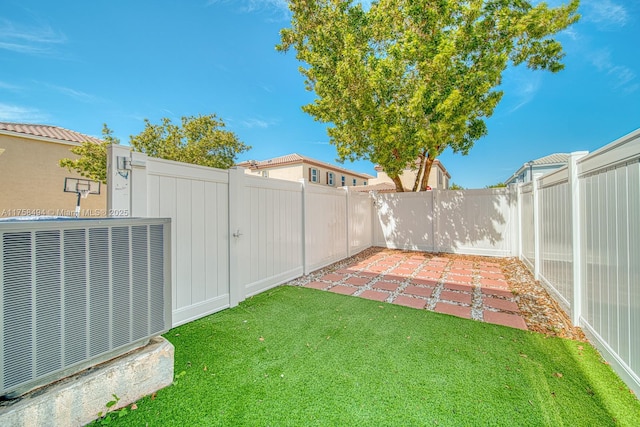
(107, 146, 373, 327)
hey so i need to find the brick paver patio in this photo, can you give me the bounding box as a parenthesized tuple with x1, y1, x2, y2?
(301, 249, 528, 330)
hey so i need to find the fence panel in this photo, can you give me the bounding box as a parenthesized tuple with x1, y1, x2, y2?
(238, 176, 304, 297)
(142, 156, 231, 326)
(437, 188, 517, 257)
(538, 169, 573, 310)
(304, 184, 348, 272)
(373, 192, 435, 251)
(519, 183, 535, 270)
(348, 190, 373, 255)
(579, 154, 640, 391)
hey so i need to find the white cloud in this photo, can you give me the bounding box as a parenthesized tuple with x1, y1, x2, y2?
(241, 118, 273, 128)
(244, 0, 289, 13)
(590, 49, 612, 72)
(503, 71, 542, 113)
(206, 0, 289, 14)
(560, 27, 580, 41)
(0, 81, 22, 91)
(44, 84, 99, 103)
(582, 0, 629, 28)
(0, 103, 49, 123)
(0, 18, 66, 56)
(608, 66, 639, 93)
(589, 48, 638, 93)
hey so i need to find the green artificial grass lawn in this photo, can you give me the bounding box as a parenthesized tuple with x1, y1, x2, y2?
(100, 286, 640, 426)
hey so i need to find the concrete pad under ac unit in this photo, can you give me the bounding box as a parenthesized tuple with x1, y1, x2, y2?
(0, 336, 174, 427)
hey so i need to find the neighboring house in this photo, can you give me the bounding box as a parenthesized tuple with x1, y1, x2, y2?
(504, 153, 570, 185)
(0, 122, 107, 217)
(364, 159, 451, 192)
(237, 153, 372, 187)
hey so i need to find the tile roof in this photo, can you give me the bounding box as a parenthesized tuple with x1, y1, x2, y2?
(238, 153, 305, 168)
(532, 153, 570, 165)
(238, 153, 373, 179)
(0, 122, 102, 144)
(351, 182, 396, 193)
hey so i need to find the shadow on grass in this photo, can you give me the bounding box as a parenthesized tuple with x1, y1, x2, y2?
(101, 286, 640, 426)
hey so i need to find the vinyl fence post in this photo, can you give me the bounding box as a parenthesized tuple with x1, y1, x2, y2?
(515, 184, 524, 258)
(345, 186, 352, 258)
(532, 175, 541, 280)
(370, 191, 379, 248)
(569, 151, 589, 325)
(299, 179, 310, 275)
(106, 144, 133, 217)
(130, 151, 148, 217)
(433, 189, 440, 253)
(370, 191, 376, 249)
(228, 167, 246, 307)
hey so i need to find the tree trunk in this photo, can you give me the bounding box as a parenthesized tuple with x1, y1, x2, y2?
(420, 156, 435, 191)
(412, 154, 425, 192)
(391, 174, 405, 192)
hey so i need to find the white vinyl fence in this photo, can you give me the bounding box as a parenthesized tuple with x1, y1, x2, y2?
(372, 187, 519, 257)
(107, 146, 373, 327)
(519, 129, 640, 396)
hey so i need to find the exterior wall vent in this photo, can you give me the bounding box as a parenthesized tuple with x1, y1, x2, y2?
(0, 217, 171, 399)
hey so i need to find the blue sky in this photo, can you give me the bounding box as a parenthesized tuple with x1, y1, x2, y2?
(1, 0, 638, 188)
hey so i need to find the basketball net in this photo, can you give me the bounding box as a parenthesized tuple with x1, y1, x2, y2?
(75, 189, 90, 217)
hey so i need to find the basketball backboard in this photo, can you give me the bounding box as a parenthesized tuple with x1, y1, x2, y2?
(63, 177, 100, 197)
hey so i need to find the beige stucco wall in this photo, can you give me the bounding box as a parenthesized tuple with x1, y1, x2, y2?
(245, 164, 305, 182)
(370, 162, 450, 190)
(0, 134, 107, 218)
(302, 164, 368, 187)
(244, 163, 368, 187)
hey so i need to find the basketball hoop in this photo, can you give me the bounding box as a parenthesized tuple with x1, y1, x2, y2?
(63, 177, 101, 217)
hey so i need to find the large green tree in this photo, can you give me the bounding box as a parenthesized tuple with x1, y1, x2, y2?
(129, 114, 250, 169)
(60, 114, 250, 183)
(59, 124, 120, 184)
(277, 0, 579, 191)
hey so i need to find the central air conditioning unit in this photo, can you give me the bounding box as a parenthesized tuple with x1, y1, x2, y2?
(0, 217, 171, 399)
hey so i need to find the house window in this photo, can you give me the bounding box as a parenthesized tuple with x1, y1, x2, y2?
(262, 170, 268, 178)
(352, 178, 357, 186)
(310, 168, 319, 183)
(341, 175, 346, 186)
(327, 172, 335, 186)
(364, 181, 367, 186)
(438, 170, 443, 186)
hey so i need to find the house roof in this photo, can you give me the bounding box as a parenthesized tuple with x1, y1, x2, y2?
(0, 122, 103, 145)
(350, 182, 396, 193)
(505, 152, 572, 184)
(531, 153, 570, 165)
(237, 153, 373, 179)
